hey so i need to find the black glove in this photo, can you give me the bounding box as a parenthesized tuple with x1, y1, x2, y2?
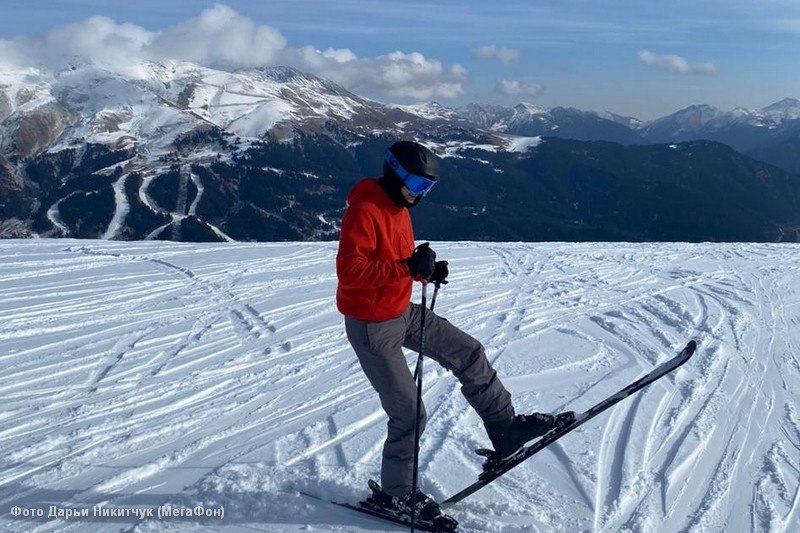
(430, 260, 449, 285)
(404, 242, 436, 280)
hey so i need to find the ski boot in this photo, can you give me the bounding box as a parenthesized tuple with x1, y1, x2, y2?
(361, 479, 458, 532)
(484, 411, 576, 460)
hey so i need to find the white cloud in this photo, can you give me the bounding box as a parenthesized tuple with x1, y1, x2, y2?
(0, 4, 467, 99)
(496, 79, 542, 96)
(149, 4, 286, 67)
(472, 45, 520, 64)
(638, 50, 717, 75)
(282, 48, 467, 99)
(0, 16, 153, 71)
(320, 48, 358, 63)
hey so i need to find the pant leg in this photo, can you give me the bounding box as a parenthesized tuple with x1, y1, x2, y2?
(402, 303, 514, 423)
(345, 314, 426, 496)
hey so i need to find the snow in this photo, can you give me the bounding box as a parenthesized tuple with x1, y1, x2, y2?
(426, 140, 500, 159)
(101, 174, 131, 240)
(516, 103, 549, 116)
(206, 224, 236, 243)
(45, 201, 70, 236)
(138, 172, 162, 214)
(188, 173, 203, 217)
(211, 97, 293, 139)
(502, 135, 543, 153)
(390, 102, 459, 121)
(1, 240, 799, 532)
(0, 68, 55, 115)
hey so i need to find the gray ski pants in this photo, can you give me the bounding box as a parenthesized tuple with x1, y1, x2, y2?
(344, 302, 513, 496)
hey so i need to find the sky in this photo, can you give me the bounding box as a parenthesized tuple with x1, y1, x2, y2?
(1, 1, 798, 119)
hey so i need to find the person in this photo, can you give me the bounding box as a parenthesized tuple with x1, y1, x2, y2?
(336, 140, 573, 521)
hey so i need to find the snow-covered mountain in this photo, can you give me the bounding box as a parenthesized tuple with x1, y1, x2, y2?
(455, 103, 644, 144)
(389, 101, 465, 122)
(761, 97, 800, 122)
(638, 100, 800, 151)
(454, 103, 517, 131)
(1, 61, 799, 242)
(0, 62, 391, 158)
(0, 61, 514, 240)
(3, 62, 581, 166)
(1, 239, 798, 532)
(2, 61, 798, 162)
(451, 99, 800, 156)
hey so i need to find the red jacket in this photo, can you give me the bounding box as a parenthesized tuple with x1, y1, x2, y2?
(336, 178, 414, 321)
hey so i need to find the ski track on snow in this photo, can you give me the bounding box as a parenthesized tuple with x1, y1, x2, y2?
(0, 240, 798, 532)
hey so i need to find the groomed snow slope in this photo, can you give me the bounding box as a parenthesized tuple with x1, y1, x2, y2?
(1, 240, 798, 533)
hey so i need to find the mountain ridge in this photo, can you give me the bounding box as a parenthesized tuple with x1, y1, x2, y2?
(1, 61, 799, 241)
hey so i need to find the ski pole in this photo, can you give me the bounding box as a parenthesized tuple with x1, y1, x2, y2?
(410, 281, 429, 533)
(429, 282, 440, 312)
(413, 282, 439, 382)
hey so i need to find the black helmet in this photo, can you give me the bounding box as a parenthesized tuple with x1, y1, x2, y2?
(384, 141, 439, 182)
(379, 141, 439, 208)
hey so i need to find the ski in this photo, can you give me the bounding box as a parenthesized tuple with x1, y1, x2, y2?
(332, 501, 455, 532)
(441, 340, 697, 508)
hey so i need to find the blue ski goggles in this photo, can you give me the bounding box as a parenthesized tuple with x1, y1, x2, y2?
(384, 149, 437, 196)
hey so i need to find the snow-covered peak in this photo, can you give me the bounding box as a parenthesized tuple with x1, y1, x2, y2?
(454, 103, 644, 143)
(507, 103, 558, 133)
(514, 102, 549, 115)
(674, 104, 723, 126)
(761, 98, 800, 122)
(726, 106, 772, 127)
(762, 97, 800, 112)
(389, 101, 460, 121)
(455, 103, 515, 131)
(642, 99, 800, 136)
(641, 104, 727, 135)
(730, 106, 753, 118)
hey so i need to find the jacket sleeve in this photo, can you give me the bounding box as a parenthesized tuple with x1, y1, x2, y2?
(337, 205, 410, 289)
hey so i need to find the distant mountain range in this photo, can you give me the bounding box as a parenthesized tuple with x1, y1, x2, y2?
(451, 99, 800, 172)
(1, 61, 799, 241)
(455, 103, 645, 144)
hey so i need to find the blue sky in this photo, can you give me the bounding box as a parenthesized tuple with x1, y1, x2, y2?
(1, 0, 798, 119)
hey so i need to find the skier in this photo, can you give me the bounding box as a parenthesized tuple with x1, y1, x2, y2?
(336, 140, 573, 524)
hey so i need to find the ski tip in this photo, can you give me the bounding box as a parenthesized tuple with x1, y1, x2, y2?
(684, 340, 697, 355)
